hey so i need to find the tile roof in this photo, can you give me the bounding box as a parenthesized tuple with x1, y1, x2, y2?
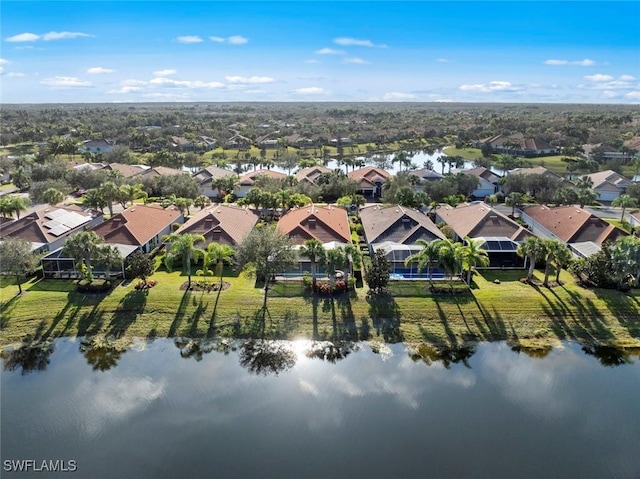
(193, 166, 237, 184)
(104, 163, 147, 178)
(139, 166, 185, 178)
(436, 202, 530, 241)
(174, 204, 259, 246)
(452, 166, 501, 183)
(584, 170, 632, 190)
(92, 204, 182, 246)
(239, 169, 287, 186)
(408, 168, 444, 181)
(359, 204, 445, 245)
(277, 205, 351, 245)
(294, 166, 332, 184)
(0, 205, 97, 245)
(348, 166, 391, 187)
(522, 205, 625, 245)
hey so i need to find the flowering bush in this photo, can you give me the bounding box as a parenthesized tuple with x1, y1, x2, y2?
(134, 279, 157, 290)
(310, 279, 349, 295)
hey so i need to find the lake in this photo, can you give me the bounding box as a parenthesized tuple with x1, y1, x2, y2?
(2, 338, 639, 479)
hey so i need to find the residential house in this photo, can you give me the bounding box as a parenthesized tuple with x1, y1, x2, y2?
(435, 202, 531, 268)
(407, 168, 444, 189)
(174, 204, 259, 247)
(277, 205, 352, 275)
(0, 205, 103, 253)
(91, 204, 183, 253)
(80, 139, 115, 154)
(583, 170, 632, 202)
(102, 163, 148, 179)
(285, 134, 316, 149)
(225, 134, 251, 150)
(138, 166, 185, 180)
(348, 166, 391, 199)
(451, 166, 501, 199)
(475, 134, 558, 157)
(583, 143, 636, 162)
(235, 169, 287, 198)
(193, 166, 238, 199)
(255, 134, 279, 149)
(359, 204, 446, 276)
(520, 204, 626, 257)
(294, 166, 332, 185)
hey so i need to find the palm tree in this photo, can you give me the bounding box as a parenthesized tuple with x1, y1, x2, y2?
(63, 231, 105, 282)
(404, 239, 440, 286)
(505, 192, 525, 217)
(194, 194, 211, 210)
(612, 194, 638, 222)
(461, 237, 490, 285)
(98, 245, 123, 279)
(299, 239, 325, 288)
(0, 195, 30, 219)
(324, 247, 347, 289)
(516, 236, 546, 282)
(435, 239, 464, 292)
(550, 241, 573, 284)
(82, 188, 107, 213)
(343, 243, 362, 284)
(436, 155, 448, 174)
(119, 183, 147, 207)
(163, 233, 206, 288)
(611, 236, 640, 286)
(575, 175, 594, 190)
(99, 181, 120, 217)
(205, 243, 234, 290)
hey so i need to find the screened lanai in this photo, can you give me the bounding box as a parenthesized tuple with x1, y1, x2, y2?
(371, 241, 445, 279)
(473, 237, 525, 268)
(41, 244, 137, 279)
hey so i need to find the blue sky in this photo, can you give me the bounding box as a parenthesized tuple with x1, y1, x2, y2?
(1, 1, 639, 103)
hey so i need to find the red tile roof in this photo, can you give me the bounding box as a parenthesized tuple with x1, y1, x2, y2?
(238, 169, 287, 186)
(277, 205, 351, 245)
(175, 204, 259, 246)
(92, 204, 182, 246)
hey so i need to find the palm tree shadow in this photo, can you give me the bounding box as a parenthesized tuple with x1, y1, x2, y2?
(367, 291, 403, 343)
(168, 290, 190, 337)
(110, 289, 148, 338)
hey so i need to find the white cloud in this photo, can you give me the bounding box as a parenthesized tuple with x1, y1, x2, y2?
(333, 37, 386, 48)
(602, 91, 619, 99)
(153, 69, 177, 77)
(176, 35, 203, 44)
(4, 72, 25, 78)
(459, 81, 523, 92)
(87, 67, 115, 74)
(315, 48, 345, 55)
(42, 31, 92, 41)
(225, 75, 274, 84)
(107, 86, 142, 94)
(0, 58, 9, 65)
(383, 92, 417, 100)
(40, 76, 92, 88)
(227, 35, 248, 45)
(544, 58, 596, 66)
(620, 75, 636, 81)
(437, 58, 451, 63)
(149, 77, 224, 89)
(626, 91, 640, 99)
(122, 79, 147, 86)
(5, 32, 40, 42)
(208, 35, 248, 45)
(305, 59, 320, 64)
(343, 57, 369, 64)
(294, 87, 325, 94)
(584, 73, 614, 82)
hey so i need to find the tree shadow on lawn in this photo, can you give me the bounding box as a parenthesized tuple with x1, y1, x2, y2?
(367, 291, 403, 343)
(109, 289, 148, 338)
(590, 287, 640, 338)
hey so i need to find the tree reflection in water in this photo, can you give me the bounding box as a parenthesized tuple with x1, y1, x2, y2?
(175, 338, 233, 361)
(79, 337, 129, 372)
(1, 340, 55, 375)
(409, 343, 476, 369)
(304, 341, 358, 363)
(581, 343, 637, 367)
(239, 339, 296, 376)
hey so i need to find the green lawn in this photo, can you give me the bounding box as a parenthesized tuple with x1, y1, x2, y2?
(2, 266, 639, 351)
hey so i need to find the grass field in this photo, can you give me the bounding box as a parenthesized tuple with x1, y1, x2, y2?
(2, 266, 639, 352)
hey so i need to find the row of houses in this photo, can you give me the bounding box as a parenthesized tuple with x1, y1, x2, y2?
(0, 193, 628, 280)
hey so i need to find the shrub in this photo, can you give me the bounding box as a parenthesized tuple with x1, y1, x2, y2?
(302, 273, 312, 289)
(76, 279, 112, 293)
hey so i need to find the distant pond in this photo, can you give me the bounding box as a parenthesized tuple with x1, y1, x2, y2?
(2, 338, 639, 479)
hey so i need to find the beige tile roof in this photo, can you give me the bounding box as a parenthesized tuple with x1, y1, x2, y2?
(348, 166, 391, 187)
(522, 205, 625, 244)
(175, 204, 259, 246)
(92, 204, 182, 246)
(193, 166, 237, 184)
(139, 166, 184, 178)
(104, 163, 147, 178)
(584, 170, 631, 190)
(294, 166, 332, 184)
(277, 205, 351, 245)
(436, 202, 530, 240)
(239, 169, 287, 186)
(360, 204, 445, 245)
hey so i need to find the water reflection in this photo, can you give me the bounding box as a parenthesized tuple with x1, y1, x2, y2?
(79, 337, 127, 372)
(239, 339, 297, 376)
(409, 343, 476, 368)
(174, 338, 233, 361)
(304, 340, 358, 363)
(1, 340, 55, 375)
(581, 343, 638, 367)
